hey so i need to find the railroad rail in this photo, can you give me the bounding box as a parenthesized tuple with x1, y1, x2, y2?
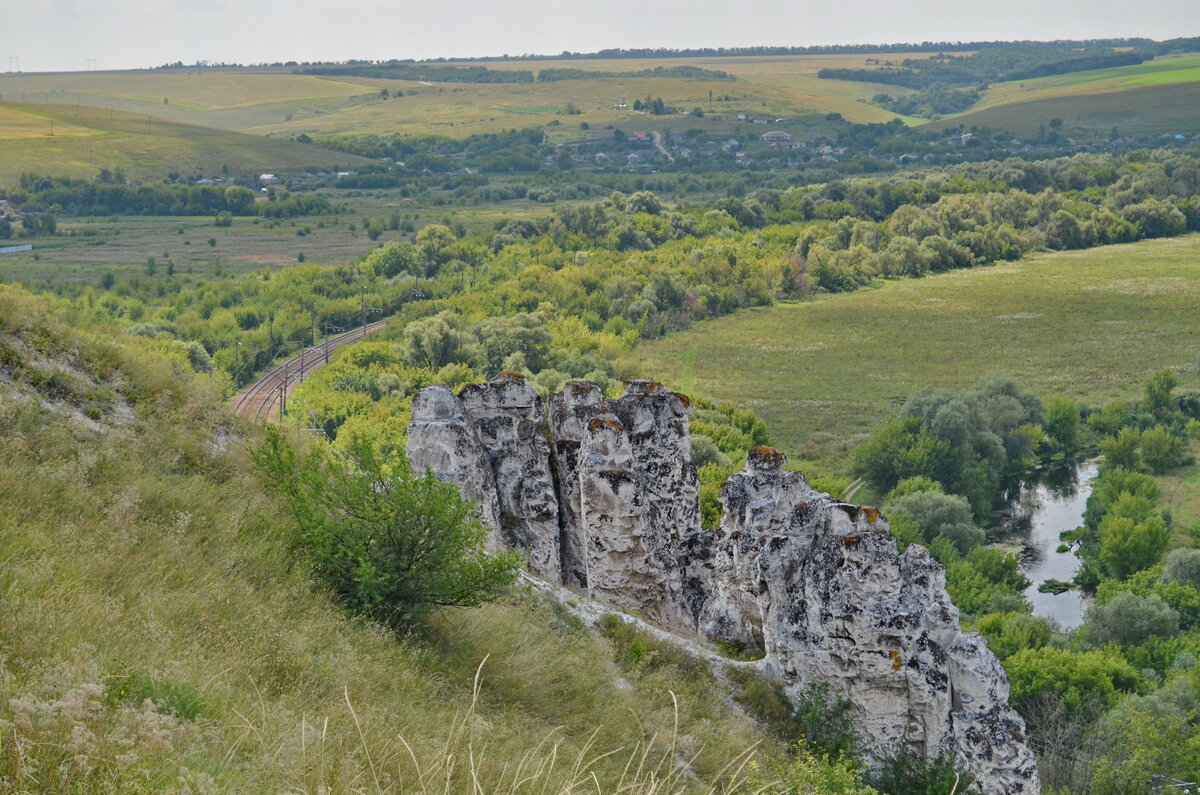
(230, 318, 391, 422)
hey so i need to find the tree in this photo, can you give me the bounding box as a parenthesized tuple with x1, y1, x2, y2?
(1083, 591, 1179, 647)
(1163, 548, 1200, 589)
(1100, 427, 1141, 472)
(884, 490, 983, 554)
(1139, 426, 1184, 474)
(1099, 498, 1168, 580)
(402, 311, 477, 370)
(1044, 397, 1081, 454)
(254, 427, 520, 629)
(1144, 369, 1180, 417)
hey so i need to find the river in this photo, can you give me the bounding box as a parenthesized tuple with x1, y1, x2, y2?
(994, 460, 1099, 629)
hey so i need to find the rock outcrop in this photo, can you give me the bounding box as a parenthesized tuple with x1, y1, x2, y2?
(407, 372, 559, 578)
(407, 375, 1040, 793)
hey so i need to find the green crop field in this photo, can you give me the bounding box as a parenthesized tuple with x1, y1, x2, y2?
(0, 101, 372, 182)
(931, 54, 1200, 136)
(929, 81, 1200, 137)
(625, 235, 1200, 473)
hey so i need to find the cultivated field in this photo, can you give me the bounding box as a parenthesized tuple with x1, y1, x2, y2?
(626, 235, 1200, 471)
(932, 54, 1200, 136)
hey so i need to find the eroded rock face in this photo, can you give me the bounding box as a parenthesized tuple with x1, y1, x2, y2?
(709, 448, 1039, 794)
(407, 373, 559, 578)
(406, 377, 1039, 793)
(547, 379, 701, 628)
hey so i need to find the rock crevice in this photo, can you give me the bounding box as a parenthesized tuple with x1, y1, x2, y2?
(407, 375, 1039, 794)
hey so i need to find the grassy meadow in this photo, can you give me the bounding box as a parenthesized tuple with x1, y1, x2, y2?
(0, 54, 925, 142)
(626, 235, 1200, 473)
(0, 100, 372, 182)
(0, 194, 549, 286)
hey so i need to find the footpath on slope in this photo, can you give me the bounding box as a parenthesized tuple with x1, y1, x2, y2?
(229, 319, 390, 422)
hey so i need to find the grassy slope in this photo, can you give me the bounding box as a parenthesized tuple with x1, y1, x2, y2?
(929, 54, 1200, 137)
(0, 101, 372, 182)
(0, 55, 925, 140)
(625, 235, 1200, 473)
(0, 286, 780, 792)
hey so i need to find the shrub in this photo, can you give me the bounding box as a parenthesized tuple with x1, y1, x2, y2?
(1162, 548, 1200, 589)
(254, 427, 520, 629)
(884, 490, 983, 555)
(865, 748, 972, 795)
(1083, 591, 1179, 647)
(691, 433, 731, 468)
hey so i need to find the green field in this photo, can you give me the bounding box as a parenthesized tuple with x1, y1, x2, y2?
(626, 235, 1200, 472)
(0, 101, 371, 182)
(931, 54, 1200, 136)
(0, 194, 550, 285)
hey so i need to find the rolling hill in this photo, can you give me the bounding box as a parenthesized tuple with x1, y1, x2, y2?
(930, 54, 1200, 137)
(0, 101, 372, 182)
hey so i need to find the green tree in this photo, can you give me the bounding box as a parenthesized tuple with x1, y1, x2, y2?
(1082, 591, 1179, 647)
(1100, 427, 1141, 472)
(1099, 500, 1168, 580)
(1044, 397, 1081, 454)
(402, 311, 477, 370)
(1006, 647, 1139, 717)
(1162, 548, 1200, 589)
(1144, 369, 1180, 417)
(884, 490, 983, 554)
(253, 427, 520, 629)
(1139, 426, 1184, 474)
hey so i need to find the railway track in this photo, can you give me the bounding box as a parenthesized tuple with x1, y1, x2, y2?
(230, 318, 391, 422)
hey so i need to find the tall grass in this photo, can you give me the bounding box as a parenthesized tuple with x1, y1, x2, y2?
(0, 285, 789, 792)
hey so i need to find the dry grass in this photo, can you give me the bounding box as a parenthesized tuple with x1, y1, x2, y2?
(0, 285, 787, 793)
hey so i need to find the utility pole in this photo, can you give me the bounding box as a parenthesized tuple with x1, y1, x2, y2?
(323, 322, 343, 364)
(359, 285, 381, 329)
(278, 359, 290, 420)
(233, 340, 242, 389)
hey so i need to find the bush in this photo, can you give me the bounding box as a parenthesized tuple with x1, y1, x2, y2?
(1139, 426, 1185, 474)
(1083, 591, 1179, 647)
(865, 749, 972, 795)
(254, 427, 521, 629)
(1162, 548, 1200, 589)
(884, 490, 983, 555)
(691, 433, 731, 468)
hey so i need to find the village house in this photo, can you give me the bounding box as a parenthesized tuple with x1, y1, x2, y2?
(258, 173, 280, 185)
(628, 131, 653, 147)
(760, 130, 792, 146)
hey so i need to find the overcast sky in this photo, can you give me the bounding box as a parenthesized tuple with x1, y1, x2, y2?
(2, 0, 1197, 72)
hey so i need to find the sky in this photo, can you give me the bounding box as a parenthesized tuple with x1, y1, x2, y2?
(2, 0, 1198, 72)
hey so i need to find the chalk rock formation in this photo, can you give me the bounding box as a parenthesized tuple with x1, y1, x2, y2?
(547, 379, 700, 628)
(406, 376, 1039, 793)
(407, 372, 559, 578)
(706, 447, 1039, 792)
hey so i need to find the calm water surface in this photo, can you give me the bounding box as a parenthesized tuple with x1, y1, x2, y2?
(995, 460, 1098, 629)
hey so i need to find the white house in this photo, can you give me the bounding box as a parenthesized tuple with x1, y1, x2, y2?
(760, 131, 792, 144)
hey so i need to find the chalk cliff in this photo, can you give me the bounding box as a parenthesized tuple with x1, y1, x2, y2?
(407, 375, 1039, 793)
